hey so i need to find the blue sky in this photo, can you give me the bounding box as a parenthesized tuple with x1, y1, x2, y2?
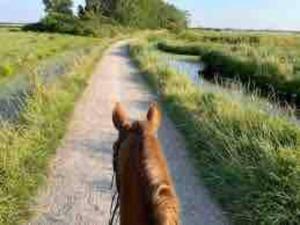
(168, 0, 300, 30)
(0, 0, 84, 22)
(0, 0, 300, 31)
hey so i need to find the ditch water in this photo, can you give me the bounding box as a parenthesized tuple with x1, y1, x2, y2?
(0, 47, 92, 121)
(158, 52, 204, 85)
(157, 50, 300, 121)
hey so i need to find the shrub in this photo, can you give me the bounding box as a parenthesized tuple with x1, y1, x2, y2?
(23, 13, 124, 38)
(23, 13, 81, 35)
(40, 13, 80, 34)
(0, 63, 14, 77)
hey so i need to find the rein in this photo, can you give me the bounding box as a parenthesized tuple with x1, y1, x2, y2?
(108, 187, 119, 225)
(108, 141, 121, 225)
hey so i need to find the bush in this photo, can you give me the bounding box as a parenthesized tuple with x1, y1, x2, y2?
(23, 13, 82, 35)
(23, 13, 124, 38)
(0, 63, 14, 77)
(41, 13, 80, 34)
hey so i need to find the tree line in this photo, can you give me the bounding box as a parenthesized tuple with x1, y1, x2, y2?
(25, 0, 188, 35)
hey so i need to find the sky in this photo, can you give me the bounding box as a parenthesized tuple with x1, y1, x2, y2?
(0, 0, 300, 31)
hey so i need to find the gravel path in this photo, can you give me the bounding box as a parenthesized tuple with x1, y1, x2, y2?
(28, 41, 229, 225)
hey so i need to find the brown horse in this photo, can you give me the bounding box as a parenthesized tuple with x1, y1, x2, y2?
(112, 102, 180, 225)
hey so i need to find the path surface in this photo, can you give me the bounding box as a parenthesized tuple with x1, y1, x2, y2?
(29, 42, 229, 225)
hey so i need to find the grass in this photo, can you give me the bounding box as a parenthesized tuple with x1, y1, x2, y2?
(0, 27, 104, 84)
(130, 40, 300, 225)
(156, 30, 300, 106)
(0, 28, 122, 119)
(0, 28, 116, 224)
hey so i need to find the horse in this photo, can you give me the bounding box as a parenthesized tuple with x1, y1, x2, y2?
(111, 102, 180, 225)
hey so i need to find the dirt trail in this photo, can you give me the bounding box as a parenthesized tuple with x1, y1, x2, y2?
(29, 42, 229, 225)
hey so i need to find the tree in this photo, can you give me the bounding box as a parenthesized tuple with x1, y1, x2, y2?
(84, 0, 101, 15)
(159, 3, 188, 30)
(78, 4, 85, 17)
(114, 0, 140, 26)
(82, 0, 117, 17)
(36, 0, 188, 35)
(101, 0, 118, 16)
(115, 0, 188, 29)
(79, 0, 187, 29)
(43, 0, 73, 15)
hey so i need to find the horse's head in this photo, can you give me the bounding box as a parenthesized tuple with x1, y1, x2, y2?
(111, 102, 180, 225)
(112, 102, 161, 154)
(112, 101, 162, 200)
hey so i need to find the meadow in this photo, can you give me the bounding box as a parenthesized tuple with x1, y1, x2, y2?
(0, 27, 112, 120)
(157, 30, 300, 106)
(130, 39, 300, 225)
(0, 27, 103, 82)
(0, 28, 116, 224)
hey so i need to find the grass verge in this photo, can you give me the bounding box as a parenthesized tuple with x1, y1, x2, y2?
(0, 38, 111, 225)
(130, 41, 300, 225)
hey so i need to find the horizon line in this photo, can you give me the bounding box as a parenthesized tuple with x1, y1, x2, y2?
(1, 21, 299, 33)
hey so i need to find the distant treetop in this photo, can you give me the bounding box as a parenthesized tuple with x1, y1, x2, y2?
(31, 0, 188, 36)
(79, 0, 188, 29)
(43, 0, 73, 15)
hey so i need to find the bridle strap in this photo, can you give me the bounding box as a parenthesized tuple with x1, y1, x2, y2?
(108, 189, 120, 225)
(109, 141, 121, 225)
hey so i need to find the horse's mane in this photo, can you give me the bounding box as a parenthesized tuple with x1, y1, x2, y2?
(132, 122, 180, 225)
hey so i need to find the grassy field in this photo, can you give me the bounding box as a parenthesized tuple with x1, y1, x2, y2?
(157, 30, 300, 106)
(0, 28, 103, 83)
(130, 39, 300, 225)
(0, 28, 116, 224)
(0, 27, 113, 120)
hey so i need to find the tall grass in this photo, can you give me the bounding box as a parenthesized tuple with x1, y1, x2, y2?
(130, 41, 300, 225)
(0, 38, 110, 224)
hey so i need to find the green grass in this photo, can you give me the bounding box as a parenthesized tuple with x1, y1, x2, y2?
(0, 28, 103, 84)
(130, 40, 300, 225)
(156, 30, 300, 106)
(0, 28, 115, 224)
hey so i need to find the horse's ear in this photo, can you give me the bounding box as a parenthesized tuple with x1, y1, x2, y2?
(113, 102, 129, 130)
(147, 102, 161, 134)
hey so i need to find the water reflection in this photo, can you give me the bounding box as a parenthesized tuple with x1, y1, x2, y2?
(158, 52, 204, 85)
